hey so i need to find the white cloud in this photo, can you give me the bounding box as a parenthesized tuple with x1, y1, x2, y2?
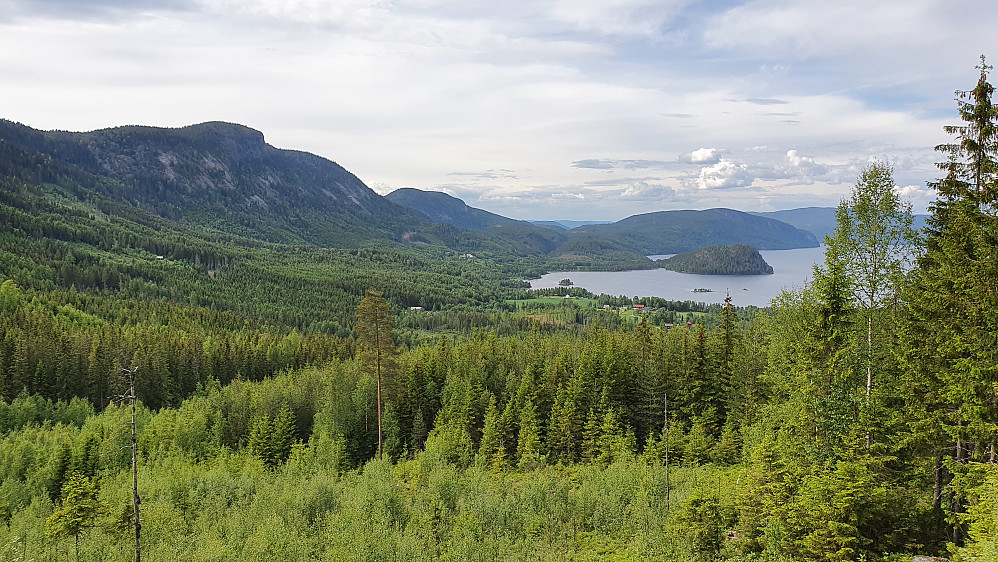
(689, 147, 719, 163)
(620, 181, 677, 200)
(783, 149, 829, 180)
(897, 183, 935, 214)
(548, 0, 689, 37)
(696, 159, 751, 190)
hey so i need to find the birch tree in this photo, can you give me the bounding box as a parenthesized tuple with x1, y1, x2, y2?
(817, 161, 917, 446)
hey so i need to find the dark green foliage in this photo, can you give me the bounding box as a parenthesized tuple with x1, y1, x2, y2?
(574, 208, 819, 254)
(249, 405, 295, 469)
(386, 187, 528, 231)
(658, 244, 775, 275)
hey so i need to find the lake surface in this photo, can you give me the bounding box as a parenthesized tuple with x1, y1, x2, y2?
(529, 246, 827, 307)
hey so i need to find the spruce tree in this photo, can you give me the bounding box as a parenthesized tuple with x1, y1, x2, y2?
(907, 57, 998, 464)
(516, 398, 543, 470)
(904, 56, 998, 547)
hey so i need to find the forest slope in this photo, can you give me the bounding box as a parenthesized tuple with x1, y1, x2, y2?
(657, 244, 774, 275)
(573, 208, 819, 254)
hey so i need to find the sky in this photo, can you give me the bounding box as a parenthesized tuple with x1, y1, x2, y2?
(0, 0, 993, 221)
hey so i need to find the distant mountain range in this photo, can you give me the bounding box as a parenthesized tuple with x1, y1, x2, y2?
(753, 206, 929, 241)
(2, 118, 826, 272)
(572, 208, 818, 254)
(529, 220, 613, 231)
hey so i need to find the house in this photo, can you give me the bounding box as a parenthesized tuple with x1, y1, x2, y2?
(633, 304, 645, 310)
(409, 306, 423, 312)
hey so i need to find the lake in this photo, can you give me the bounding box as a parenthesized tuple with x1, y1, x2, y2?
(529, 246, 827, 307)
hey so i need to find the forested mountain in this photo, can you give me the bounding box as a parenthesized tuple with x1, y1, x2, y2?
(0, 119, 432, 247)
(388, 186, 819, 256)
(658, 244, 774, 275)
(386, 187, 527, 231)
(574, 208, 819, 254)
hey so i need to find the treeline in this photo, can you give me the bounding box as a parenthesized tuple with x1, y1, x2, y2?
(0, 279, 352, 409)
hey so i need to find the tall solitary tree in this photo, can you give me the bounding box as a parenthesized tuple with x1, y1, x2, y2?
(817, 161, 917, 447)
(905, 56, 998, 546)
(909, 57, 998, 458)
(355, 289, 397, 459)
(826, 161, 917, 402)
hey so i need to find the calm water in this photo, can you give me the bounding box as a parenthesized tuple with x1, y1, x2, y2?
(529, 246, 827, 307)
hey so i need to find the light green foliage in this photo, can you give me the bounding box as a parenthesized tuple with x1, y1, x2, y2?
(953, 464, 998, 561)
(671, 485, 729, 561)
(44, 471, 103, 556)
(476, 395, 508, 473)
(685, 417, 713, 467)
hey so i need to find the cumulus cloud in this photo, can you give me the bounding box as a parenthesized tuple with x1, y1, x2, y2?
(620, 181, 677, 200)
(688, 147, 719, 163)
(783, 149, 828, 179)
(696, 158, 751, 190)
(896, 183, 935, 214)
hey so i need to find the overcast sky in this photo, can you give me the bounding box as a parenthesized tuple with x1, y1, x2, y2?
(0, 0, 992, 220)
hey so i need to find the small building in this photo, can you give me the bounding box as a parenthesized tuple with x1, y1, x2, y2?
(409, 306, 423, 312)
(633, 304, 645, 310)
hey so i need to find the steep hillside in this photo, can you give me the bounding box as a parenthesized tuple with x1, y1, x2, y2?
(385, 188, 655, 269)
(575, 208, 819, 254)
(386, 188, 524, 231)
(0, 119, 427, 246)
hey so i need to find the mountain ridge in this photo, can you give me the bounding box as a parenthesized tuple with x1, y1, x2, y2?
(2, 118, 821, 269)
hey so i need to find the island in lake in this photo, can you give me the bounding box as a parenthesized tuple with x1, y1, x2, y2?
(657, 244, 775, 275)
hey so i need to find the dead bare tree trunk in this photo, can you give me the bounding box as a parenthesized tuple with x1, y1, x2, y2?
(664, 390, 670, 513)
(119, 367, 141, 562)
(933, 455, 943, 510)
